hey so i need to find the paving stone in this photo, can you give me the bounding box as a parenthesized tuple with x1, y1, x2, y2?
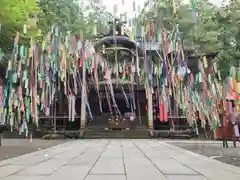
(150, 158, 198, 175)
(90, 157, 125, 174)
(188, 164, 240, 180)
(44, 165, 91, 180)
(125, 165, 167, 180)
(69, 155, 98, 165)
(101, 149, 122, 158)
(13, 156, 51, 166)
(215, 161, 240, 175)
(17, 159, 66, 175)
(168, 154, 209, 165)
(121, 148, 145, 159)
(124, 157, 153, 165)
(1, 140, 240, 180)
(85, 175, 126, 180)
(3, 175, 46, 180)
(68, 147, 105, 166)
(165, 175, 208, 180)
(0, 165, 25, 178)
(53, 146, 88, 159)
(0, 159, 15, 167)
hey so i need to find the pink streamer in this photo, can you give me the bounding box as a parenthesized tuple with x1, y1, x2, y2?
(190, 73, 194, 86)
(18, 86, 25, 112)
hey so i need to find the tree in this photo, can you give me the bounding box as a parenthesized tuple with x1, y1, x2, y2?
(37, 0, 109, 39)
(215, 0, 240, 75)
(38, 0, 84, 35)
(0, 0, 109, 52)
(0, 0, 39, 51)
(137, 0, 239, 76)
(190, 1, 222, 53)
(139, 0, 221, 50)
(0, 0, 39, 25)
(79, 0, 112, 39)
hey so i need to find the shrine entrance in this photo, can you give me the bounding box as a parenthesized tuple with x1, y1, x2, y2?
(0, 4, 225, 140)
(82, 19, 149, 136)
(87, 87, 148, 129)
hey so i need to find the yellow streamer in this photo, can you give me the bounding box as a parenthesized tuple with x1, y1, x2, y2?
(203, 56, 208, 68)
(236, 82, 240, 94)
(146, 22, 150, 35)
(130, 27, 134, 41)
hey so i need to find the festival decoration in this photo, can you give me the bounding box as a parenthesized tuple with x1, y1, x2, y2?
(0, 1, 239, 147)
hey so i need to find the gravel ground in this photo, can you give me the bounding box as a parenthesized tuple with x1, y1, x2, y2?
(168, 140, 240, 167)
(0, 139, 69, 161)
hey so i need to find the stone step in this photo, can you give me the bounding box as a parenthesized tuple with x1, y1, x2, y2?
(83, 129, 150, 139)
(85, 131, 149, 135)
(153, 130, 193, 139)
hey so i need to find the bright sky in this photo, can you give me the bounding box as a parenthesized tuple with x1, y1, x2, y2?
(101, 0, 148, 15)
(102, 0, 146, 17)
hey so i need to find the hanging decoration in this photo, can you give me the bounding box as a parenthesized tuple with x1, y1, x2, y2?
(0, 1, 239, 145)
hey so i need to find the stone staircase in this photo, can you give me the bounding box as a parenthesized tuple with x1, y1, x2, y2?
(152, 129, 194, 139)
(83, 125, 150, 139)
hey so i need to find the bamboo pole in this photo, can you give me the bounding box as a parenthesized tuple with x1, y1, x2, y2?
(148, 86, 153, 129)
(221, 85, 228, 148)
(80, 54, 87, 129)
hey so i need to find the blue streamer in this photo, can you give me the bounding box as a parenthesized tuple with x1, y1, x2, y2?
(129, 96, 133, 113)
(80, 89, 93, 121)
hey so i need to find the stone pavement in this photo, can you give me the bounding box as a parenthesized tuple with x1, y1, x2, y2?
(0, 140, 240, 180)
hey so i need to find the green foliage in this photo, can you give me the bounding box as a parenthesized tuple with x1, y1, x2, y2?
(140, 0, 240, 77)
(216, 0, 240, 68)
(0, 0, 108, 52)
(0, 0, 39, 51)
(38, 0, 83, 35)
(0, 0, 39, 25)
(1, 0, 239, 78)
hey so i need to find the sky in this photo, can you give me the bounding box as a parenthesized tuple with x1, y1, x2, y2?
(103, 0, 146, 17)
(102, 0, 150, 18)
(102, 0, 225, 17)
